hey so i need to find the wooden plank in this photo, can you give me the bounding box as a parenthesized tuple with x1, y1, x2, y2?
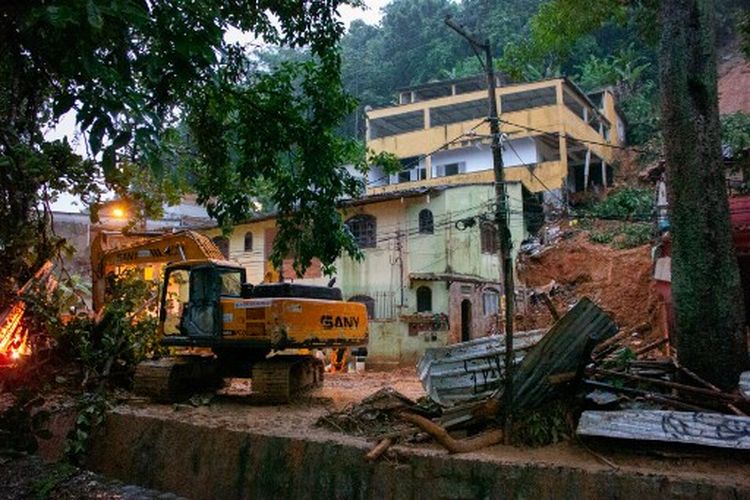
(578, 410, 750, 450)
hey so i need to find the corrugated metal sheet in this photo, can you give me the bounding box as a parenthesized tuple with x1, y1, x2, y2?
(417, 329, 545, 406)
(578, 410, 750, 450)
(439, 298, 618, 428)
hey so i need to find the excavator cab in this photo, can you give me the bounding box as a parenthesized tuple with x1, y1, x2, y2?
(159, 260, 245, 339)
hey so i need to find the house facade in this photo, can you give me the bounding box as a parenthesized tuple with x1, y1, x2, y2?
(202, 182, 530, 368)
(364, 75, 625, 205)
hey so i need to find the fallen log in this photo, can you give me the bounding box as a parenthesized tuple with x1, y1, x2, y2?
(577, 410, 750, 450)
(674, 360, 747, 416)
(365, 438, 393, 462)
(399, 412, 504, 454)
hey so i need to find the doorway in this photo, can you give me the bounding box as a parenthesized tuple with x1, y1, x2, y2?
(461, 299, 472, 342)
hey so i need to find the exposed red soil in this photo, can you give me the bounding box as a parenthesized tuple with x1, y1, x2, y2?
(516, 231, 663, 347)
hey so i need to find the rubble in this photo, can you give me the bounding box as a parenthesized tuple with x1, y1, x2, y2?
(516, 231, 661, 349)
(315, 387, 434, 440)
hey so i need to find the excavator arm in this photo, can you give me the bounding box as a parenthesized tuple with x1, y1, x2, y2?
(91, 230, 225, 311)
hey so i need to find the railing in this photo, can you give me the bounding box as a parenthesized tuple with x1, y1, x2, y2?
(347, 290, 398, 321)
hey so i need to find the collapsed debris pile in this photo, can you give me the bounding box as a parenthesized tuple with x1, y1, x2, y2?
(516, 231, 661, 350)
(321, 296, 750, 458)
(316, 387, 434, 439)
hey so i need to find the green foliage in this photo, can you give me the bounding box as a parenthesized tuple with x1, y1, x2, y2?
(57, 270, 163, 386)
(29, 462, 77, 500)
(64, 391, 109, 465)
(588, 222, 652, 248)
(512, 400, 572, 447)
(585, 187, 653, 220)
(1, 0, 363, 291)
(721, 112, 750, 160)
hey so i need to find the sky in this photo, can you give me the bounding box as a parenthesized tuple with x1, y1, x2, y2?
(48, 1, 391, 212)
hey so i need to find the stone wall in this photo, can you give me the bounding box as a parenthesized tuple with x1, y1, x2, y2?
(87, 411, 748, 500)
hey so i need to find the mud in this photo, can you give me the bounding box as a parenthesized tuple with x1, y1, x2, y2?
(78, 372, 750, 499)
(517, 231, 661, 348)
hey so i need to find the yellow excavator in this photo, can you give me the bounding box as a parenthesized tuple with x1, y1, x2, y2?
(92, 230, 368, 402)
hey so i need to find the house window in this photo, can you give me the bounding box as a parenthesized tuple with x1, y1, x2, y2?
(441, 163, 462, 177)
(346, 214, 377, 248)
(480, 222, 497, 254)
(483, 289, 500, 315)
(416, 286, 432, 312)
(349, 295, 375, 319)
(244, 232, 253, 252)
(212, 236, 230, 259)
(418, 209, 434, 234)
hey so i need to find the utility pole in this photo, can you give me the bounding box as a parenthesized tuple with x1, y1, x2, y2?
(445, 16, 515, 440)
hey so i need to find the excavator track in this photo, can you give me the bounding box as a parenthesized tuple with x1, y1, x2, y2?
(251, 355, 324, 404)
(133, 356, 220, 402)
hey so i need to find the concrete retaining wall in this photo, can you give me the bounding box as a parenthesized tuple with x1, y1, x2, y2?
(86, 411, 749, 500)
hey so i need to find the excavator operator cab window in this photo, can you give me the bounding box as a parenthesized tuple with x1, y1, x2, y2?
(161, 265, 245, 337)
(163, 268, 190, 336)
(217, 269, 242, 297)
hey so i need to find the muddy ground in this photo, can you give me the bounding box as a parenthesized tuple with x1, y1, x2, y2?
(0, 453, 183, 499)
(2, 369, 750, 498)
(112, 371, 750, 484)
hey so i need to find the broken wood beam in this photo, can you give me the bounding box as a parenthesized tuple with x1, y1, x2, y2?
(548, 371, 577, 385)
(634, 337, 669, 356)
(577, 410, 750, 450)
(674, 360, 747, 416)
(595, 368, 744, 404)
(591, 328, 632, 358)
(583, 380, 711, 412)
(539, 293, 559, 321)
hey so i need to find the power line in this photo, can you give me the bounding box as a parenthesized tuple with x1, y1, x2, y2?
(495, 117, 640, 153)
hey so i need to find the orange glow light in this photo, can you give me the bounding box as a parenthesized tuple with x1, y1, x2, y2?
(112, 207, 125, 218)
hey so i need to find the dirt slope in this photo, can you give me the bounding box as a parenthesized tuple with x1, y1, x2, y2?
(516, 232, 661, 343)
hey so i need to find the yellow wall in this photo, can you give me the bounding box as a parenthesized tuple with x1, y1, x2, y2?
(367, 78, 622, 196)
(199, 184, 527, 367)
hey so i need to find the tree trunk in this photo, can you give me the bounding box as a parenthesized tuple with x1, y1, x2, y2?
(659, 0, 748, 389)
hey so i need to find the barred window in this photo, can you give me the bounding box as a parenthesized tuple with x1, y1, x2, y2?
(416, 286, 432, 312)
(346, 214, 377, 248)
(480, 222, 497, 254)
(418, 209, 434, 234)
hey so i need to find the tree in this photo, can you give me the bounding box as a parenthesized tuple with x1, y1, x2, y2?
(660, 0, 747, 388)
(508, 0, 748, 387)
(0, 0, 367, 299)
